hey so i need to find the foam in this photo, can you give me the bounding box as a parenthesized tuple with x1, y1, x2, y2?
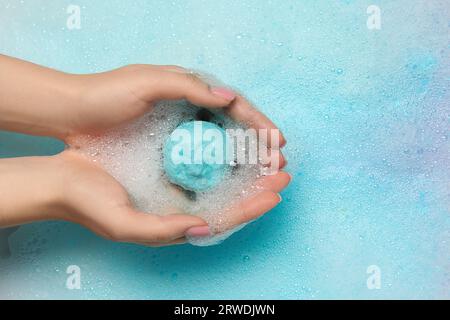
(68, 101, 265, 246)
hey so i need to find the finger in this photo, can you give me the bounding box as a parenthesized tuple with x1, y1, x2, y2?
(215, 191, 281, 233)
(260, 148, 287, 170)
(254, 171, 291, 193)
(146, 67, 286, 147)
(142, 69, 236, 108)
(226, 95, 287, 148)
(101, 209, 208, 243)
(158, 65, 189, 73)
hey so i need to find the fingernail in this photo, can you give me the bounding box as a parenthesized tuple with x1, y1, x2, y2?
(278, 194, 282, 203)
(210, 87, 236, 101)
(278, 154, 287, 169)
(185, 226, 211, 237)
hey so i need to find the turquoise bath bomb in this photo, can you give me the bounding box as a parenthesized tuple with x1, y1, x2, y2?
(163, 121, 232, 192)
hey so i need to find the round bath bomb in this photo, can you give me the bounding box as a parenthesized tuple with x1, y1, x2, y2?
(163, 120, 233, 191)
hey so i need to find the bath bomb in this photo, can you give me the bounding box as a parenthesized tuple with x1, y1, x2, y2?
(163, 121, 233, 191)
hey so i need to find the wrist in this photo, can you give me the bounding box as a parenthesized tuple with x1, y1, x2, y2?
(0, 55, 85, 139)
(0, 156, 69, 226)
(39, 155, 72, 219)
(42, 74, 86, 140)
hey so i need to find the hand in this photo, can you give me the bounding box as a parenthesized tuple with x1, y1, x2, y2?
(0, 153, 208, 246)
(63, 65, 290, 244)
(64, 65, 239, 138)
(53, 150, 212, 246)
(50, 150, 290, 246)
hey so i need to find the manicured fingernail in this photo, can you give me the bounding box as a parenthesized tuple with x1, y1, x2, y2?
(210, 87, 236, 101)
(185, 226, 211, 237)
(280, 135, 287, 147)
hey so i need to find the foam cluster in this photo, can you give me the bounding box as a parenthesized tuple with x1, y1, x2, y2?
(69, 101, 266, 246)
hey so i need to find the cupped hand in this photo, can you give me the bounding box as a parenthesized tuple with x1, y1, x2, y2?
(53, 150, 207, 246)
(65, 65, 237, 137)
(58, 65, 290, 246)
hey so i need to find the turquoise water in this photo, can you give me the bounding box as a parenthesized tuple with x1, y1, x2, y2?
(0, 0, 449, 299)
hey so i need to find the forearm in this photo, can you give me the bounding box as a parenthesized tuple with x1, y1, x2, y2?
(0, 156, 65, 227)
(0, 54, 81, 138)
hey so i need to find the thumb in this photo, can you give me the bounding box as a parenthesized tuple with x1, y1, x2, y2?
(101, 207, 210, 243)
(142, 68, 236, 108)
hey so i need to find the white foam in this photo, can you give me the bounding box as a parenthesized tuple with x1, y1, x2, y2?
(69, 101, 265, 245)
